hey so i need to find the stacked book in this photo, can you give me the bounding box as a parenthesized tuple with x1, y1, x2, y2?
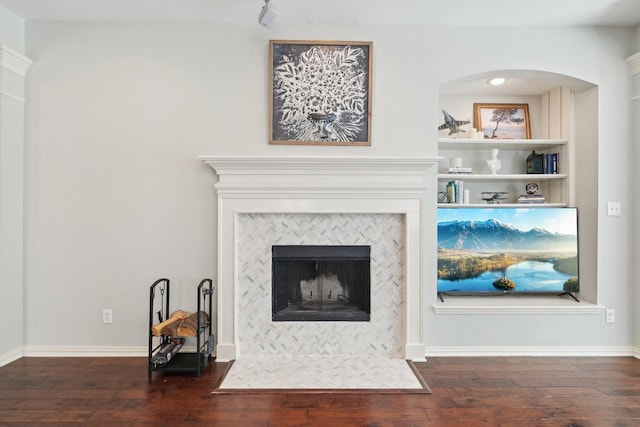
(446, 180, 465, 204)
(518, 194, 546, 204)
(544, 153, 559, 174)
(445, 166, 473, 174)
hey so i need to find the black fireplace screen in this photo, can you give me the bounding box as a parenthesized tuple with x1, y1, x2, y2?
(272, 245, 371, 321)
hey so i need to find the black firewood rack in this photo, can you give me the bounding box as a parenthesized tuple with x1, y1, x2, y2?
(148, 278, 214, 378)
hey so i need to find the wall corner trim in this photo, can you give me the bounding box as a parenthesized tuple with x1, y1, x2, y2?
(0, 346, 23, 367)
(0, 44, 32, 76)
(626, 51, 640, 76)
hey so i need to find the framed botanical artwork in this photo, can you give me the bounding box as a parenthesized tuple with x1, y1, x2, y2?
(474, 103, 531, 139)
(269, 40, 373, 146)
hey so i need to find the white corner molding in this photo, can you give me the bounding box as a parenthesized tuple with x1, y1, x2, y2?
(0, 346, 23, 367)
(199, 156, 441, 361)
(627, 51, 640, 76)
(626, 51, 640, 102)
(0, 45, 32, 76)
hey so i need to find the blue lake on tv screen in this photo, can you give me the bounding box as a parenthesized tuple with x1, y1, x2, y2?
(437, 260, 574, 293)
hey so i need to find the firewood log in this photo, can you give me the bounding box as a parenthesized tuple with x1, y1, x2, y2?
(151, 310, 190, 336)
(177, 311, 209, 337)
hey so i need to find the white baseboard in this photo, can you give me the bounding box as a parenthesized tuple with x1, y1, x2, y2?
(405, 343, 428, 362)
(425, 346, 635, 358)
(6, 345, 639, 361)
(0, 346, 23, 367)
(22, 346, 147, 357)
(215, 344, 236, 361)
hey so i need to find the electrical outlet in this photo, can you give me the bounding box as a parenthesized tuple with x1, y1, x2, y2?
(606, 309, 615, 323)
(102, 309, 113, 324)
(607, 202, 621, 216)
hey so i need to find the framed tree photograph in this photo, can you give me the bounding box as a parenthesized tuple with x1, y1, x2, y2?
(474, 103, 531, 139)
(270, 40, 373, 146)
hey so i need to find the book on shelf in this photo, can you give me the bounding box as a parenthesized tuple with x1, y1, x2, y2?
(518, 194, 546, 204)
(543, 153, 559, 174)
(444, 167, 473, 174)
(446, 180, 465, 204)
(527, 152, 559, 175)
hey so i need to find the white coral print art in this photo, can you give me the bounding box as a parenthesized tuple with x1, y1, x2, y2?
(271, 42, 371, 145)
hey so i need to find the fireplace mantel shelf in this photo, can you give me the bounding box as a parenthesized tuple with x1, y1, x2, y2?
(200, 156, 442, 196)
(199, 155, 442, 170)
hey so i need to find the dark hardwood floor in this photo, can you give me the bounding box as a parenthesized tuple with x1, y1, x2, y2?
(1, 356, 640, 426)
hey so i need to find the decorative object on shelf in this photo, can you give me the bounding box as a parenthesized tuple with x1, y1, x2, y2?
(465, 127, 485, 140)
(481, 191, 509, 204)
(438, 191, 450, 203)
(518, 182, 545, 204)
(486, 148, 501, 174)
(438, 109, 470, 137)
(270, 40, 372, 146)
(526, 150, 544, 174)
(525, 182, 539, 194)
(474, 103, 531, 139)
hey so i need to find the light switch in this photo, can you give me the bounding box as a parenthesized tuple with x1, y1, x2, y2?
(607, 202, 621, 216)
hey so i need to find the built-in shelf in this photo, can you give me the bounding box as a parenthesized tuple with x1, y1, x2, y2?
(438, 203, 567, 208)
(433, 296, 603, 315)
(438, 173, 566, 181)
(438, 137, 569, 205)
(438, 138, 567, 151)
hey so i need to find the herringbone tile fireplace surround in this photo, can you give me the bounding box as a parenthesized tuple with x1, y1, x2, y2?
(200, 156, 439, 361)
(237, 212, 405, 357)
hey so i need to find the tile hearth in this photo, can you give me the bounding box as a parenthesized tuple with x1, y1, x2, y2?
(215, 355, 426, 390)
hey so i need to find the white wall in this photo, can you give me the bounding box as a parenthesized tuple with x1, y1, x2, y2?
(634, 82, 640, 354)
(22, 21, 636, 354)
(633, 24, 640, 353)
(0, 4, 23, 52)
(0, 6, 25, 365)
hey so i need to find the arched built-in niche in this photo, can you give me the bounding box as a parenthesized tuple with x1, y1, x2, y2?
(437, 69, 599, 305)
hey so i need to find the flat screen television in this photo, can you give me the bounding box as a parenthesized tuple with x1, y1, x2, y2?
(437, 207, 579, 300)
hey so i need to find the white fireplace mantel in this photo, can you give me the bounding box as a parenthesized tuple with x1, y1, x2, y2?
(200, 156, 441, 361)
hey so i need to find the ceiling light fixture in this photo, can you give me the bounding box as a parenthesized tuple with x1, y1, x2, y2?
(259, 0, 278, 29)
(487, 77, 508, 86)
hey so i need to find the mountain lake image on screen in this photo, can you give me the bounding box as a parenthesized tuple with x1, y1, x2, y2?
(437, 207, 579, 297)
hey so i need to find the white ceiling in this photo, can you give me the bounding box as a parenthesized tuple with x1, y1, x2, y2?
(1, 0, 640, 26)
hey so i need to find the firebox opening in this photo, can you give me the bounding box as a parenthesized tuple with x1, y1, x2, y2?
(272, 245, 371, 321)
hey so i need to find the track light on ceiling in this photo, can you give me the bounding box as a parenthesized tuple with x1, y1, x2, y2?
(259, 0, 278, 29)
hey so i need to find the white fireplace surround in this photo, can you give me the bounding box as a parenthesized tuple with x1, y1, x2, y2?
(200, 156, 440, 362)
